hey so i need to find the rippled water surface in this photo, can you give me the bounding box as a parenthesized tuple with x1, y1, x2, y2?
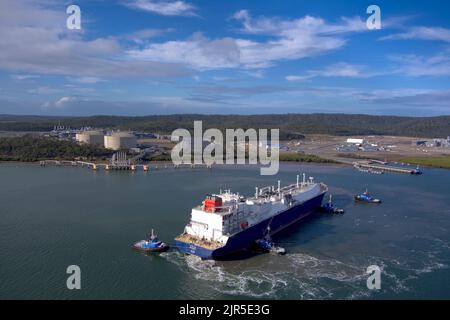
(0, 163, 449, 299)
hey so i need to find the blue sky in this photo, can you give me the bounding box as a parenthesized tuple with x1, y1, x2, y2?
(1, 0, 450, 116)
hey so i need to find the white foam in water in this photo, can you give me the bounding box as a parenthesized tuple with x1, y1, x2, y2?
(160, 241, 449, 299)
(287, 253, 366, 282)
(286, 253, 374, 299)
(161, 251, 370, 299)
(184, 255, 288, 298)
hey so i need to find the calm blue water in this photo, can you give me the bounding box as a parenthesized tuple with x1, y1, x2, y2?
(0, 163, 449, 299)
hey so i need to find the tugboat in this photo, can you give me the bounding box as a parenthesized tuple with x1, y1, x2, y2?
(253, 223, 286, 256)
(254, 237, 286, 255)
(354, 189, 382, 204)
(321, 195, 345, 214)
(133, 229, 169, 253)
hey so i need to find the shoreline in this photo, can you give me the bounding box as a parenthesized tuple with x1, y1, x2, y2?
(1, 157, 449, 170)
(0, 159, 347, 167)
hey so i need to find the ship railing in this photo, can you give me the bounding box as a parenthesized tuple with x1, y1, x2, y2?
(215, 206, 235, 214)
(254, 183, 308, 200)
(190, 220, 209, 228)
(263, 180, 316, 194)
(258, 186, 273, 195)
(196, 204, 238, 215)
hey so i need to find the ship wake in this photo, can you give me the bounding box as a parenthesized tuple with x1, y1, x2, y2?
(160, 245, 448, 299)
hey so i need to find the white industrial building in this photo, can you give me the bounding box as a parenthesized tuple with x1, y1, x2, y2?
(104, 132, 137, 150)
(346, 138, 364, 146)
(75, 130, 104, 146)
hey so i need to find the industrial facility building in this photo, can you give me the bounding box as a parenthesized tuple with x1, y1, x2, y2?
(104, 132, 137, 150)
(346, 138, 364, 146)
(75, 130, 105, 146)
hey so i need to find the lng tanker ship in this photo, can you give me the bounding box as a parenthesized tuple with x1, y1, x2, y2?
(175, 174, 328, 260)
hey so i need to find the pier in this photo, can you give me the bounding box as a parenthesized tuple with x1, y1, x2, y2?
(40, 160, 108, 171)
(353, 161, 421, 175)
(39, 155, 212, 172)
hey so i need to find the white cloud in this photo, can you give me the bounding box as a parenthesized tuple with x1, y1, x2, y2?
(6, 86, 450, 116)
(128, 11, 367, 70)
(286, 75, 311, 81)
(11, 74, 40, 81)
(54, 96, 77, 108)
(242, 69, 265, 78)
(69, 77, 105, 84)
(233, 12, 366, 69)
(124, 0, 196, 16)
(352, 88, 450, 111)
(188, 83, 450, 106)
(0, 0, 191, 78)
(28, 86, 60, 95)
(35, 96, 234, 115)
(286, 63, 375, 81)
(293, 52, 450, 80)
(381, 26, 450, 43)
(346, 88, 436, 101)
(127, 32, 241, 70)
(233, 10, 366, 36)
(391, 53, 450, 77)
(314, 63, 368, 77)
(41, 96, 79, 110)
(123, 28, 175, 44)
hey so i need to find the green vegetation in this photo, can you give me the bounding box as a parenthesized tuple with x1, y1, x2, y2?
(0, 135, 113, 162)
(0, 135, 333, 164)
(398, 156, 450, 169)
(141, 149, 334, 164)
(335, 153, 377, 160)
(1, 114, 449, 138)
(143, 152, 172, 162)
(279, 152, 336, 163)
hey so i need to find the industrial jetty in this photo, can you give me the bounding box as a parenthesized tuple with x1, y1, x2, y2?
(175, 175, 327, 260)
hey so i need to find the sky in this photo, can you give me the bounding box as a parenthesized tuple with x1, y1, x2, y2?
(1, 0, 450, 116)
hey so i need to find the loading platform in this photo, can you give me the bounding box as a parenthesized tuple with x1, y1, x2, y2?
(353, 161, 422, 175)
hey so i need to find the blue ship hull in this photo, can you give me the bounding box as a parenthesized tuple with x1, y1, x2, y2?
(175, 192, 326, 260)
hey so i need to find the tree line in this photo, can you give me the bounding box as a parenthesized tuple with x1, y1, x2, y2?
(0, 135, 113, 162)
(0, 114, 449, 138)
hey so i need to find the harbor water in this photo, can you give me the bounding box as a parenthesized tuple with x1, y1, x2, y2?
(0, 163, 449, 299)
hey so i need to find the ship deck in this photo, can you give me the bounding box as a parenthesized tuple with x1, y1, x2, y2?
(175, 234, 224, 250)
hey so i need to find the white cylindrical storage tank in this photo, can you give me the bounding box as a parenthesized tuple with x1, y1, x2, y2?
(75, 130, 104, 146)
(104, 132, 137, 150)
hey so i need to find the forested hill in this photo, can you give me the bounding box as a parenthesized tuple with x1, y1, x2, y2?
(0, 114, 449, 138)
